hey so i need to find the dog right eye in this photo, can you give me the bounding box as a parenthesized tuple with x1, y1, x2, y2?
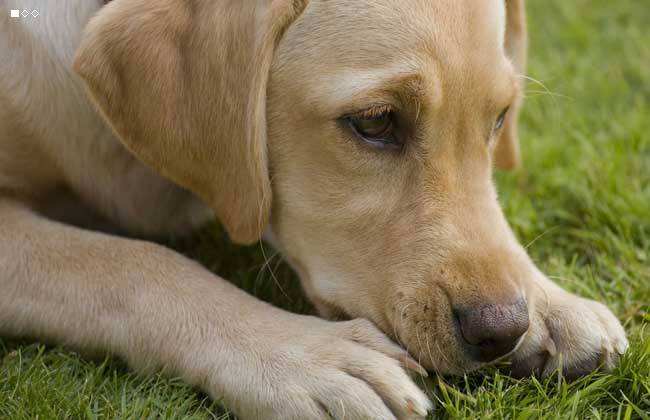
(494, 107, 510, 131)
(345, 108, 402, 150)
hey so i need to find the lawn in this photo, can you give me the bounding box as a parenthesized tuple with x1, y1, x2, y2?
(1, 0, 648, 418)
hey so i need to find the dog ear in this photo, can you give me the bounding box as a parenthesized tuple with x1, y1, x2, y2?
(74, 0, 308, 244)
(494, 0, 527, 170)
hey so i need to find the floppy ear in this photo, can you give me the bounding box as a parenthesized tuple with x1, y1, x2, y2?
(74, 0, 308, 244)
(494, 0, 527, 170)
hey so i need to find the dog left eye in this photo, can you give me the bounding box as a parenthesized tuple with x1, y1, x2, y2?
(345, 109, 401, 150)
(494, 107, 509, 131)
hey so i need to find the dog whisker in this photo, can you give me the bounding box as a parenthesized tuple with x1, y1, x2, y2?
(391, 301, 411, 347)
(523, 90, 574, 100)
(524, 226, 558, 250)
(423, 328, 438, 371)
(411, 322, 429, 388)
(396, 302, 416, 348)
(517, 74, 569, 124)
(257, 246, 292, 303)
(517, 74, 565, 98)
(433, 338, 461, 374)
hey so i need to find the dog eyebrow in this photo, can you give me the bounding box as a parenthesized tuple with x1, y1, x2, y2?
(320, 70, 429, 116)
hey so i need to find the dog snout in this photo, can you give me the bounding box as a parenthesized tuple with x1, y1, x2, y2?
(454, 299, 529, 363)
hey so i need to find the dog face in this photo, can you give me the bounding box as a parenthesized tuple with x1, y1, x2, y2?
(265, 0, 532, 373)
(75, 0, 531, 373)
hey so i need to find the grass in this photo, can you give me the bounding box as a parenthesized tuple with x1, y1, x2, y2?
(1, 0, 649, 418)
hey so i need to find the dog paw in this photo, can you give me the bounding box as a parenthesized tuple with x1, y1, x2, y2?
(509, 294, 628, 379)
(210, 317, 432, 419)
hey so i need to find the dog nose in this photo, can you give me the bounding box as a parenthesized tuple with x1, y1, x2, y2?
(455, 300, 529, 362)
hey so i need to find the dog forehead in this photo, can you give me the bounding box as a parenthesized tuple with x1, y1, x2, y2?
(282, 0, 505, 60)
(274, 0, 507, 97)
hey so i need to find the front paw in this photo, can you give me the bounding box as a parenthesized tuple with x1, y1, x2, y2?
(509, 294, 628, 379)
(207, 317, 432, 420)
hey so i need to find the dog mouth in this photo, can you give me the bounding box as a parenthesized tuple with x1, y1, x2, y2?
(385, 288, 530, 375)
(383, 295, 476, 374)
(399, 317, 526, 375)
(406, 320, 483, 374)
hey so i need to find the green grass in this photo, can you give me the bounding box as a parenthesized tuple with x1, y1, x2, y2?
(2, 0, 649, 418)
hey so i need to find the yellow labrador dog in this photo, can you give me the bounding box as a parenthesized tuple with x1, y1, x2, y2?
(0, 0, 628, 418)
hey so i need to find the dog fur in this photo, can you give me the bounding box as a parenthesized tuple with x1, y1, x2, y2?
(0, 0, 627, 418)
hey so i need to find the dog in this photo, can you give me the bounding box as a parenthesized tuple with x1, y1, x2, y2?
(0, 0, 628, 418)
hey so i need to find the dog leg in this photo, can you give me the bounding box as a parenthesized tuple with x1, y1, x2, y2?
(0, 198, 431, 419)
(510, 266, 628, 379)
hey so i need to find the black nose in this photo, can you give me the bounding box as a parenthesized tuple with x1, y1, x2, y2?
(454, 300, 529, 362)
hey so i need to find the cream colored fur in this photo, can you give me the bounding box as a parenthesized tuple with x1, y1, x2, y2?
(0, 0, 627, 419)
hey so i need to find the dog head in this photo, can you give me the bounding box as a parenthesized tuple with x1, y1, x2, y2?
(76, 0, 533, 373)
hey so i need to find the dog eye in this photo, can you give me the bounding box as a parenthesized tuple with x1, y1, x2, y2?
(494, 107, 509, 131)
(346, 109, 401, 150)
